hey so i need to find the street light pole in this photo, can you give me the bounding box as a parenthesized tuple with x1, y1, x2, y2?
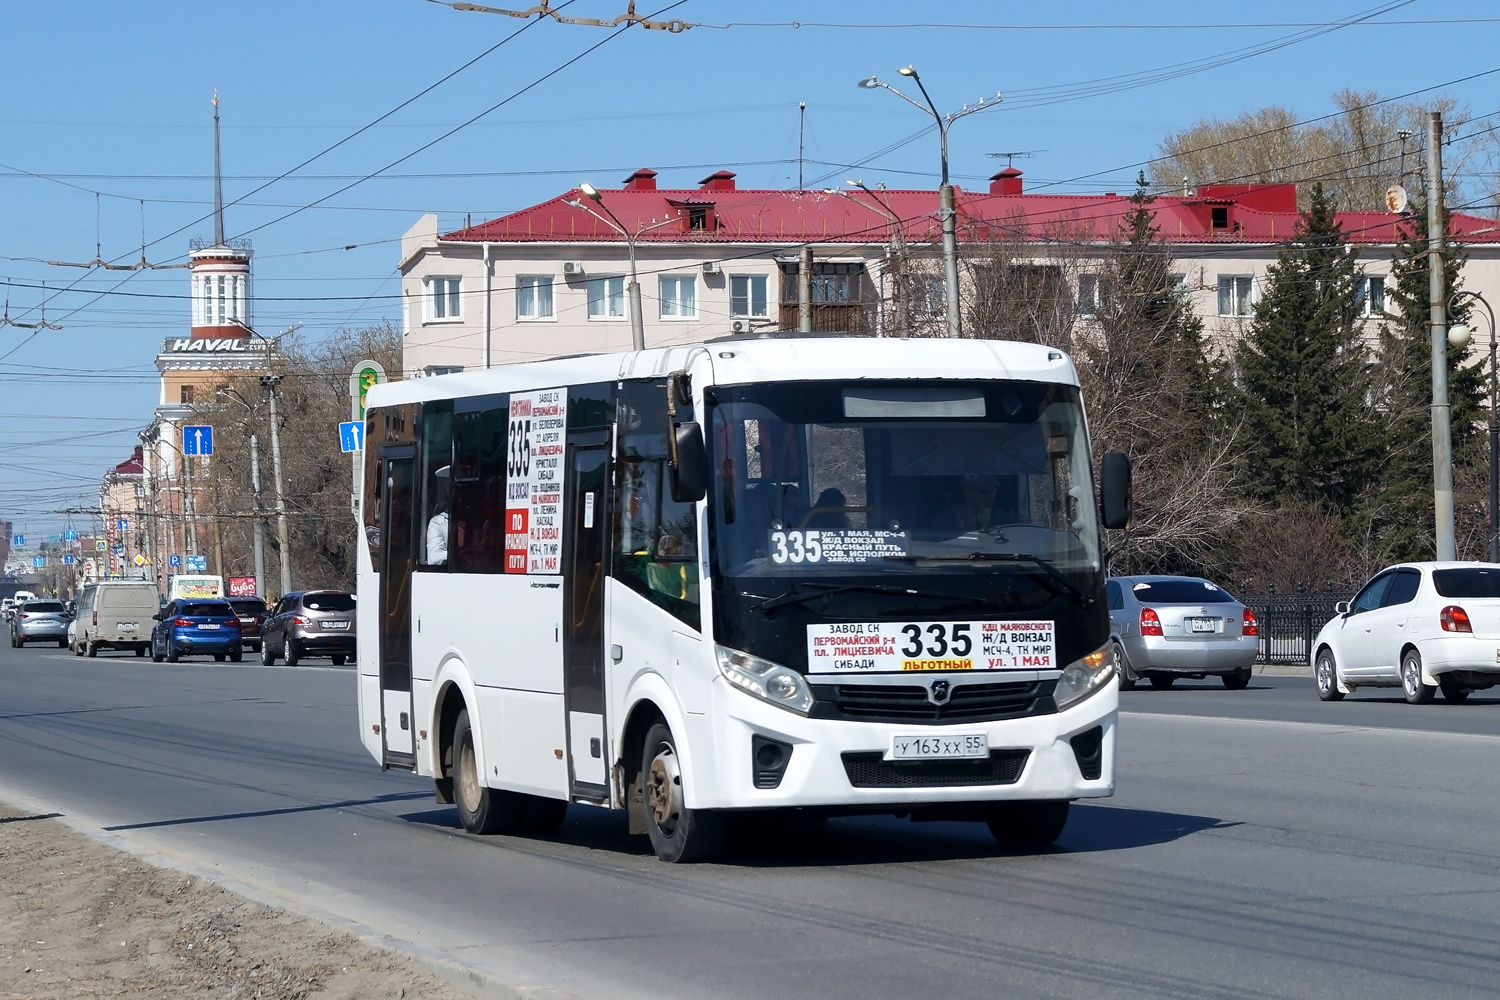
(1427, 111, 1457, 560)
(848, 180, 909, 337)
(1448, 291, 1498, 561)
(216, 386, 266, 598)
(859, 69, 1001, 339)
(578, 183, 644, 352)
(261, 374, 291, 596)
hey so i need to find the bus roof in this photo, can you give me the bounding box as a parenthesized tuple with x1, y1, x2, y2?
(369, 337, 1078, 408)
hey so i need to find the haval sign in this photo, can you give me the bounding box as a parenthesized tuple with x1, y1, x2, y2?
(167, 338, 251, 352)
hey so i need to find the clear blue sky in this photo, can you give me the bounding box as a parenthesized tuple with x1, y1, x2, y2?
(2, 0, 1497, 538)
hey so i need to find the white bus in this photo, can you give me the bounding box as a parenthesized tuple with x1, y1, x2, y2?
(357, 337, 1130, 862)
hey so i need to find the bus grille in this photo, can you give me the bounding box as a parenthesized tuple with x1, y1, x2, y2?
(841, 750, 1031, 788)
(812, 680, 1052, 725)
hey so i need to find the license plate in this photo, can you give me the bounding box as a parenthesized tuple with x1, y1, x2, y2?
(197, 623, 221, 630)
(238, 617, 254, 624)
(117, 623, 137, 632)
(890, 733, 988, 760)
(1189, 618, 1218, 633)
(323, 621, 350, 630)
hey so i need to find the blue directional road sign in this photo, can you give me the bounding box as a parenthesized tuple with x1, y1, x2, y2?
(168, 553, 182, 568)
(12, 534, 23, 546)
(183, 425, 214, 456)
(186, 554, 208, 572)
(31, 556, 44, 568)
(64, 529, 77, 542)
(339, 420, 364, 453)
(116, 519, 129, 532)
(63, 554, 74, 565)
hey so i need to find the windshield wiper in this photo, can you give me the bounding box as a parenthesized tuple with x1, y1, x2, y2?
(751, 582, 989, 614)
(883, 552, 1092, 603)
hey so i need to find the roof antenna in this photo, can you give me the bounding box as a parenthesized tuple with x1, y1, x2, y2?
(213, 89, 225, 246)
(798, 102, 806, 192)
(985, 150, 1040, 169)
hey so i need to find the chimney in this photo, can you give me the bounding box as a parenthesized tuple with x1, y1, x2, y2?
(699, 170, 736, 192)
(623, 168, 658, 192)
(990, 167, 1023, 196)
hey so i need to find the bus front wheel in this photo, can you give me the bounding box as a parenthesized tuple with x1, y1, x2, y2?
(642, 722, 725, 863)
(987, 799, 1070, 850)
(452, 709, 524, 835)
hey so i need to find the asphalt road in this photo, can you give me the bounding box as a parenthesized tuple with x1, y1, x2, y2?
(3, 642, 1500, 1000)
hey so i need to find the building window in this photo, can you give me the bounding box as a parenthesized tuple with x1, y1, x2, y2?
(180, 385, 195, 404)
(1217, 275, 1254, 317)
(426, 276, 462, 321)
(1358, 276, 1386, 316)
(729, 275, 768, 317)
(909, 275, 945, 320)
(811, 264, 862, 303)
(1077, 275, 1102, 317)
(1211, 206, 1230, 230)
(516, 275, 554, 320)
(659, 275, 697, 319)
(688, 206, 709, 230)
(586, 275, 626, 319)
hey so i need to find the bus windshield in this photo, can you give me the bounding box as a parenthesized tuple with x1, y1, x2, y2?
(707, 380, 1100, 582)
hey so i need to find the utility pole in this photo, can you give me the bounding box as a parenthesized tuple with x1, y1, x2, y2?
(1428, 110, 1456, 560)
(799, 246, 814, 333)
(262, 374, 291, 595)
(249, 433, 266, 599)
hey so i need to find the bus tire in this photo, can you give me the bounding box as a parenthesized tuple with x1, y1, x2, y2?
(987, 799, 1070, 850)
(452, 709, 524, 835)
(642, 722, 725, 863)
(520, 796, 568, 836)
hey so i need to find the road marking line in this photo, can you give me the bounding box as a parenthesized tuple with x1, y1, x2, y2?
(1120, 710, 1500, 742)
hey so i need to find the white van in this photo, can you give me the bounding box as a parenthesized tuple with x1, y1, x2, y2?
(74, 581, 161, 657)
(169, 575, 223, 601)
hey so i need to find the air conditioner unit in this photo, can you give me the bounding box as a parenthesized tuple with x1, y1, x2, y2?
(701, 260, 722, 274)
(562, 261, 586, 276)
(730, 319, 748, 334)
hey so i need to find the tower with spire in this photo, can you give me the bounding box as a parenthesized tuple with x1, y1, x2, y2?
(188, 90, 252, 338)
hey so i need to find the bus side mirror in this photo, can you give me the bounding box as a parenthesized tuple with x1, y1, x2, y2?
(670, 421, 708, 503)
(1101, 451, 1132, 530)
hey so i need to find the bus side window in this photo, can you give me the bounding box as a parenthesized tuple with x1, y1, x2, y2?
(450, 402, 508, 573)
(418, 400, 454, 570)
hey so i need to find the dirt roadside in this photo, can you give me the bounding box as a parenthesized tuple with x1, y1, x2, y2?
(0, 808, 478, 1000)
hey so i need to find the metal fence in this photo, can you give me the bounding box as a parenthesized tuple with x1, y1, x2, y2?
(1242, 589, 1357, 666)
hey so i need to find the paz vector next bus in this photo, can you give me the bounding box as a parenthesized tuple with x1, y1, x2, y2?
(357, 337, 1131, 862)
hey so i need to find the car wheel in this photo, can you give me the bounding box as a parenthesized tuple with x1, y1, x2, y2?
(213, 653, 226, 663)
(57, 638, 67, 649)
(260, 641, 276, 666)
(14, 636, 24, 648)
(1439, 674, 1471, 703)
(331, 653, 347, 666)
(1315, 648, 1344, 702)
(166, 638, 180, 664)
(1148, 674, 1175, 690)
(228, 646, 242, 663)
(73, 639, 84, 657)
(987, 800, 1071, 850)
(452, 709, 524, 835)
(135, 647, 145, 657)
(252, 642, 262, 654)
(1114, 641, 1137, 691)
(1221, 667, 1252, 690)
(86, 640, 97, 658)
(151, 638, 164, 663)
(1401, 648, 1435, 704)
(284, 639, 300, 667)
(642, 721, 726, 863)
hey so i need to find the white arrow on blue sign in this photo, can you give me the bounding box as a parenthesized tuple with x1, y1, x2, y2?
(183, 425, 214, 456)
(186, 554, 208, 572)
(12, 534, 23, 546)
(31, 556, 44, 568)
(63, 554, 74, 565)
(338, 420, 364, 453)
(64, 529, 77, 542)
(116, 519, 128, 532)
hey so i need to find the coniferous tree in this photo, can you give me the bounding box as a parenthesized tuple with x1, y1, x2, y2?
(1233, 183, 1383, 520)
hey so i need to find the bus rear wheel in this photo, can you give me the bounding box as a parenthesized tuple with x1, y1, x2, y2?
(642, 722, 725, 863)
(987, 800, 1070, 850)
(452, 709, 524, 835)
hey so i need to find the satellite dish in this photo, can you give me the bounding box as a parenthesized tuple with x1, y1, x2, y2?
(1385, 184, 1410, 214)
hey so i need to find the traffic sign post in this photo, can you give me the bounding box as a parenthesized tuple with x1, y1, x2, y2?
(349, 361, 386, 515)
(116, 519, 129, 532)
(95, 540, 107, 552)
(339, 420, 364, 453)
(183, 425, 214, 456)
(186, 554, 208, 572)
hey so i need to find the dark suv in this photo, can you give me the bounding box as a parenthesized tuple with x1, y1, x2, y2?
(260, 590, 356, 666)
(228, 597, 269, 653)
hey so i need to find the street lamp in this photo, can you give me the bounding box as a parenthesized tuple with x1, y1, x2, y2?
(858, 67, 1002, 338)
(228, 318, 296, 595)
(216, 386, 266, 598)
(846, 180, 909, 338)
(1447, 290, 1498, 561)
(563, 184, 678, 352)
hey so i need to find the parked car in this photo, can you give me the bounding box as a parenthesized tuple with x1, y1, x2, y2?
(1313, 561, 1500, 704)
(149, 598, 242, 663)
(74, 581, 159, 657)
(227, 597, 269, 653)
(9, 599, 71, 648)
(259, 590, 356, 666)
(1108, 575, 1259, 690)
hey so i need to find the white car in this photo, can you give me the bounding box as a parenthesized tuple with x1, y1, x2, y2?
(1313, 561, 1500, 704)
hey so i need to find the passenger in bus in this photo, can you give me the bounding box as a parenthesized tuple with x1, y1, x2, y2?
(425, 465, 450, 565)
(806, 488, 851, 531)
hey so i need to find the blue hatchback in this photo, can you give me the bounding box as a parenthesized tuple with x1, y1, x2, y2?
(151, 599, 242, 663)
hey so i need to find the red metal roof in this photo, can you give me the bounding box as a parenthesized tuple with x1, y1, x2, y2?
(110, 446, 143, 477)
(441, 172, 1500, 247)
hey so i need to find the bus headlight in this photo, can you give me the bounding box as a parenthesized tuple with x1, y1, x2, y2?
(715, 645, 814, 716)
(1053, 643, 1115, 711)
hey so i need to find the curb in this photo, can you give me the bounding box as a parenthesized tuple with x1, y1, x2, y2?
(0, 782, 582, 1000)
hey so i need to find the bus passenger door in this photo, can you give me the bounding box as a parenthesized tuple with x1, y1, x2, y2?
(378, 447, 417, 770)
(563, 431, 610, 800)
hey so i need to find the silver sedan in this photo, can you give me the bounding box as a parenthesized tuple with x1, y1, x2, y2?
(1107, 576, 1258, 690)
